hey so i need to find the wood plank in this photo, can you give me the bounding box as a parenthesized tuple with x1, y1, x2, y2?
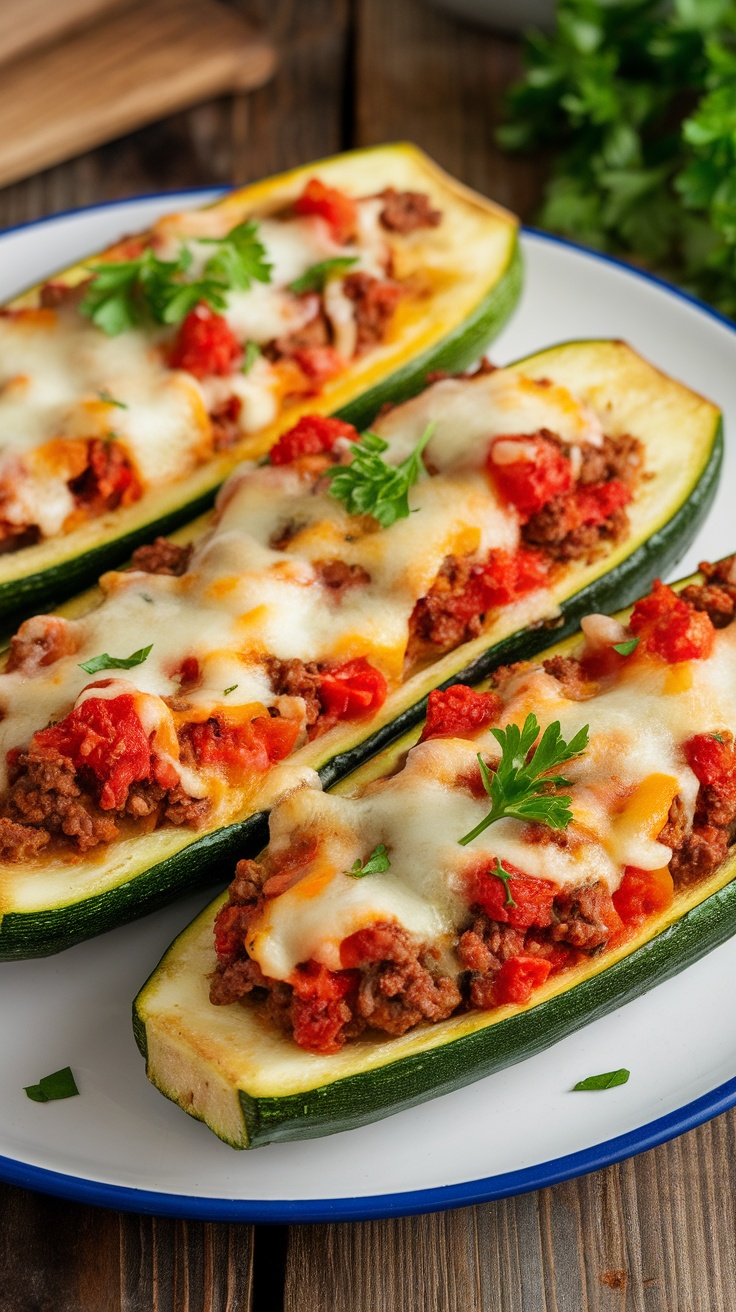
(0, 0, 275, 190)
(0, 0, 132, 69)
(355, 0, 544, 219)
(0, 1181, 255, 1311)
(285, 1112, 736, 1310)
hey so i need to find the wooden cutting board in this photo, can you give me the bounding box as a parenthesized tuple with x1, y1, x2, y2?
(0, 0, 131, 69)
(0, 0, 276, 190)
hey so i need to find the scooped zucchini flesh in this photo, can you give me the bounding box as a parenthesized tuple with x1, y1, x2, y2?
(0, 142, 521, 621)
(0, 339, 721, 960)
(133, 560, 736, 1150)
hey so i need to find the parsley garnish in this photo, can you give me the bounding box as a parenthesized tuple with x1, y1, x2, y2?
(346, 844, 391, 878)
(711, 732, 726, 743)
(498, 1, 736, 318)
(79, 644, 152, 674)
(612, 637, 639, 656)
(97, 390, 127, 409)
(489, 857, 517, 908)
(573, 1068, 630, 1092)
(242, 341, 261, 373)
(25, 1067, 79, 1103)
(80, 222, 271, 335)
(458, 712, 589, 846)
(289, 256, 359, 294)
(327, 421, 436, 528)
(223, 685, 238, 696)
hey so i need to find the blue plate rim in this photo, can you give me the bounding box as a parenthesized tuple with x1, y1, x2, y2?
(1, 194, 735, 1223)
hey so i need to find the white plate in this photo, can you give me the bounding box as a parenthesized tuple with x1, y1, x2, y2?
(1, 197, 735, 1222)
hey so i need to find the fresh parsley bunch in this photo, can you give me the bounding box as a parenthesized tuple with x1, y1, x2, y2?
(80, 221, 272, 335)
(327, 422, 436, 528)
(499, 0, 736, 316)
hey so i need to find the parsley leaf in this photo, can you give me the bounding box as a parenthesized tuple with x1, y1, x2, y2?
(223, 685, 238, 696)
(25, 1066, 79, 1103)
(79, 644, 152, 674)
(242, 341, 261, 373)
(289, 256, 359, 294)
(347, 844, 391, 878)
(458, 712, 589, 846)
(80, 221, 271, 335)
(489, 857, 517, 908)
(612, 637, 639, 656)
(573, 1068, 630, 1091)
(97, 390, 127, 409)
(327, 421, 436, 528)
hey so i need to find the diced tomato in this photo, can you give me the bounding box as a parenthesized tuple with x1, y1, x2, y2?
(420, 684, 502, 742)
(30, 692, 152, 810)
(182, 714, 300, 773)
(630, 579, 715, 663)
(684, 732, 736, 787)
(294, 178, 358, 244)
(467, 860, 557, 929)
(493, 955, 552, 1006)
(478, 546, 550, 608)
(570, 479, 631, 527)
(70, 438, 142, 512)
(177, 656, 200, 687)
(213, 903, 254, 965)
(168, 303, 241, 378)
(488, 433, 573, 520)
(269, 414, 359, 465)
(318, 657, 388, 722)
(290, 959, 358, 1054)
(612, 866, 675, 927)
(293, 346, 345, 384)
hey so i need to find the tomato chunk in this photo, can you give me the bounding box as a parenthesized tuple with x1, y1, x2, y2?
(183, 714, 300, 772)
(630, 579, 715, 663)
(269, 414, 359, 465)
(612, 866, 674, 926)
(30, 692, 152, 810)
(420, 684, 502, 742)
(684, 732, 736, 787)
(318, 657, 388, 721)
(294, 178, 358, 243)
(570, 479, 631, 527)
(478, 546, 550, 608)
(214, 903, 256, 965)
(293, 345, 345, 383)
(70, 438, 142, 512)
(168, 303, 241, 378)
(290, 959, 358, 1054)
(468, 860, 557, 929)
(488, 433, 573, 520)
(493, 955, 552, 1006)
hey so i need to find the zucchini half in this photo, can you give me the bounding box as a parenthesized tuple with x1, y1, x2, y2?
(133, 562, 736, 1150)
(0, 340, 721, 960)
(0, 142, 521, 621)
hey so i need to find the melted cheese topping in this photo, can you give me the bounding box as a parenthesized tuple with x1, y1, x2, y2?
(0, 367, 594, 799)
(0, 199, 389, 537)
(248, 622, 736, 981)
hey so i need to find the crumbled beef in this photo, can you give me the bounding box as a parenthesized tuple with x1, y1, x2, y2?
(458, 915, 525, 974)
(355, 954, 460, 1035)
(210, 955, 266, 1007)
(407, 554, 483, 654)
(342, 272, 401, 351)
(5, 748, 119, 852)
(670, 823, 731, 885)
(657, 794, 688, 855)
(550, 882, 614, 950)
(524, 501, 629, 562)
(680, 559, 736, 629)
(269, 308, 331, 359)
(164, 784, 211, 828)
(266, 656, 323, 725)
(542, 654, 593, 700)
(7, 615, 79, 674)
(578, 432, 643, 486)
(39, 280, 90, 310)
(379, 188, 442, 233)
(130, 537, 193, 576)
(209, 395, 242, 451)
(0, 817, 50, 861)
(313, 559, 371, 594)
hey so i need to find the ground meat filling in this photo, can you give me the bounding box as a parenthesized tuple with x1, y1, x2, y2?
(408, 554, 484, 654)
(266, 656, 323, 726)
(523, 432, 643, 562)
(129, 537, 193, 576)
(342, 272, 401, 351)
(680, 558, 736, 628)
(379, 188, 442, 233)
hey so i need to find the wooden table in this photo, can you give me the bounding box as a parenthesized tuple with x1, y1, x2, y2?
(0, 2, 734, 1308)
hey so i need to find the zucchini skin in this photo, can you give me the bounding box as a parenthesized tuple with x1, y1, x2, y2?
(0, 343, 722, 960)
(0, 162, 522, 625)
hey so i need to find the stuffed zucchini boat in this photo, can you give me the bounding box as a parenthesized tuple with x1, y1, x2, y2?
(0, 142, 521, 620)
(135, 556, 736, 1148)
(0, 339, 721, 959)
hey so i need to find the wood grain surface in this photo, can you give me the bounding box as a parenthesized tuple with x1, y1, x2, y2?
(0, 1, 735, 1309)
